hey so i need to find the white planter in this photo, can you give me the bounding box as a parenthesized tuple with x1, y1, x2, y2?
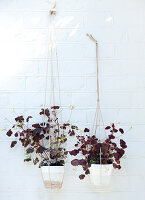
(89, 164, 113, 186)
(41, 166, 64, 189)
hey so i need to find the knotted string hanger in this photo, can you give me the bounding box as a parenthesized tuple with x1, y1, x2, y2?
(42, 3, 55, 189)
(42, 1, 64, 189)
(87, 35, 108, 182)
(86, 34, 106, 139)
(50, 4, 65, 188)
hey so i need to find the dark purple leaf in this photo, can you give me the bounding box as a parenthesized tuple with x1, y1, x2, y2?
(32, 124, 41, 128)
(40, 108, 50, 117)
(51, 106, 60, 109)
(6, 129, 13, 137)
(114, 153, 120, 160)
(20, 132, 24, 137)
(25, 129, 32, 134)
(33, 157, 39, 165)
(120, 139, 127, 149)
(109, 134, 115, 139)
(60, 125, 66, 130)
(113, 129, 118, 133)
(79, 174, 85, 180)
(43, 125, 50, 133)
(64, 151, 68, 155)
(84, 128, 89, 132)
(113, 163, 117, 169)
(33, 134, 41, 142)
(26, 116, 32, 122)
(113, 163, 121, 169)
(114, 148, 125, 160)
(119, 128, 124, 134)
(112, 123, 115, 128)
(82, 149, 88, 155)
(39, 134, 45, 140)
(15, 132, 18, 137)
(111, 142, 117, 147)
(78, 159, 87, 166)
(63, 123, 70, 127)
(116, 160, 120, 164)
(69, 149, 79, 156)
(33, 128, 41, 135)
(26, 147, 34, 154)
(105, 126, 111, 130)
(54, 129, 59, 133)
(11, 141, 17, 148)
(71, 159, 79, 166)
(15, 116, 24, 122)
(105, 138, 111, 143)
(91, 139, 97, 145)
(85, 169, 90, 175)
(24, 158, 31, 162)
(69, 130, 75, 136)
(36, 146, 47, 153)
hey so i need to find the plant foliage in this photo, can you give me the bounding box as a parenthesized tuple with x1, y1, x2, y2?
(69, 123, 127, 179)
(6, 107, 74, 167)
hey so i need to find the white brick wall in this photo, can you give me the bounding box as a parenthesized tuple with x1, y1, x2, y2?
(0, 0, 145, 199)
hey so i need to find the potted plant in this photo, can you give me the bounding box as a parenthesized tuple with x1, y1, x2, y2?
(69, 123, 127, 186)
(6, 106, 72, 189)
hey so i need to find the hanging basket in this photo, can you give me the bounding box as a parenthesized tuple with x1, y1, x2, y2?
(41, 166, 64, 189)
(89, 164, 113, 186)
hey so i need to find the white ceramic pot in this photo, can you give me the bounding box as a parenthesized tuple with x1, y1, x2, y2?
(41, 166, 64, 189)
(89, 164, 113, 186)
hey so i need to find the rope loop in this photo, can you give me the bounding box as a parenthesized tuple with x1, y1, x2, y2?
(87, 33, 106, 138)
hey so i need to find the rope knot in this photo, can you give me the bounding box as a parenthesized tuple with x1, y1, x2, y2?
(50, 1, 56, 15)
(50, 8, 56, 15)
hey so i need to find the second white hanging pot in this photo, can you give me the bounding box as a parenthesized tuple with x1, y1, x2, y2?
(89, 164, 113, 186)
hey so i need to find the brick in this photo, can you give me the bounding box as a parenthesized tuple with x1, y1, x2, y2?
(115, 43, 145, 59)
(0, 77, 25, 91)
(25, 77, 45, 91)
(84, 11, 113, 29)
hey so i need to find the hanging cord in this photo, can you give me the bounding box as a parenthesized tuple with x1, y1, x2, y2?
(42, 2, 64, 189)
(49, 2, 57, 189)
(51, 7, 63, 124)
(50, 14, 55, 107)
(51, 10, 65, 188)
(86, 34, 107, 139)
(42, 2, 56, 189)
(51, 5, 65, 189)
(87, 34, 107, 187)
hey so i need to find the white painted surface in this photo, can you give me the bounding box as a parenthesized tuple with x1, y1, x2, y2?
(0, 0, 145, 199)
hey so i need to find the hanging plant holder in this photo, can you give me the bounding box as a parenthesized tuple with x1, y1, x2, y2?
(69, 34, 128, 189)
(41, 2, 65, 190)
(41, 166, 64, 189)
(89, 164, 113, 186)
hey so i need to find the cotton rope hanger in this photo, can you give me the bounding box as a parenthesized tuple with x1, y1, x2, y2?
(50, 4, 65, 189)
(50, 3, 65, 189)
(86, 34, 107, 140)
(86, 34, 110, 188)
(86, 34, 108, 177)
(42, 1, 64, 189)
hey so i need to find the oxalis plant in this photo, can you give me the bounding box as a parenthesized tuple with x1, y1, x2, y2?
(69, 123, 127, 180)
(6, 106, 75, 167)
